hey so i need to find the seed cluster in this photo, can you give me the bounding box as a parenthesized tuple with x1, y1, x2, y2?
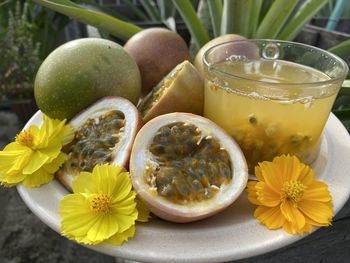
(145, 122, 232, 204)
(233, 116, 314, 173)
(60, 110, 125, 176)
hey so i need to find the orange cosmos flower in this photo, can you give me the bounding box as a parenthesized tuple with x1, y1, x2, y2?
(247, 155, 333, 235)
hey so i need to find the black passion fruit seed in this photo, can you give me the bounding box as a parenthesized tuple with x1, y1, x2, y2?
(144, 122, 232, 204)
(60, 110, 125, 176)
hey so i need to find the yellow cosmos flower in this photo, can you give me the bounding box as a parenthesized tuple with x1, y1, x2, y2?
(247, 155, 333, 235)
(59, 164, 150, 246)
(0, 115, 74, 187)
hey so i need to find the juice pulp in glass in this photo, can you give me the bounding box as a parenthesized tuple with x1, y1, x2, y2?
(204, 59, 337, 173)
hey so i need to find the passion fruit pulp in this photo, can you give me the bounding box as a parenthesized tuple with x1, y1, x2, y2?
(129, 113, 248, 223)
(138, 61, 204, 123)
(56, 97, 142, 191)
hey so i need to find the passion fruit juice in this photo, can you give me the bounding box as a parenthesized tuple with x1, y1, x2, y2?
(204, 59, 337, 173)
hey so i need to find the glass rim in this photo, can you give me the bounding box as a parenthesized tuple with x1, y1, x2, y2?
(203, 39, 349, 87)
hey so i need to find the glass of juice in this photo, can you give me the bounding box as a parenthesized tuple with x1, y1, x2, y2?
(203, 39, 348, 174)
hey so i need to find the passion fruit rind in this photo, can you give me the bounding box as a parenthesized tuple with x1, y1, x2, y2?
(130, 113, 248, 223)
(56, 96, 142, 191)
(138, 61, 204, 123)
(35, 38, 141, 120)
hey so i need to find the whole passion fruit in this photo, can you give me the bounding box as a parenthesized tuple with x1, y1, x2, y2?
(35, 38, 141, 120)
(56, 96, 142, 191)
(124, 28, 191, 96)
(129, 113, 248, 223)
(138, 61, 204, 123)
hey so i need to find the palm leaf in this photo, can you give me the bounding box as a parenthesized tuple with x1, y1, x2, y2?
(33, 0, 141, 41)
(277, 0, 329, 40)
(172, 0, 209, 48)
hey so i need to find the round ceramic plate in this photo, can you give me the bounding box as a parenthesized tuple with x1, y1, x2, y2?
(17, 111, 350, 263)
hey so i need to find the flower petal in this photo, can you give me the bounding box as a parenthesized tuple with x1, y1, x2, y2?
(22, 167, 53, 188)
(106, 225, 135, 246)
(111, 172, 133, 202)
(246, 181, 261, 205)
(112, 191, 137, 217)
(303, 181, 331, 202)
(22, 151, 49, 174)
(58, 124, 75, 146)
(280, 200, 305, 230)
(254, 205, 285, 229)
(2, 148, 32, 175)
(0, 170, 26, 185)
(254, 165, 264, 182)
(43, 152, 67, 174)
(59, 194, 101, 238)
(37, 139, 62, 159)
(72, 171, 99, 194)
(86, 213, 120, 242)
(94, 165, 128, 197)
(136, 197, 151, 222)
(0, 145, 27, 174)
(298, 200, 332, 226)
(255, 182, 281, 207)
(112, 213, 138, 233)
(274, 155, 302, 182)
(258, 162, 283, 193)
(297, 165, 315, 186)
(282, 220, 313, 235)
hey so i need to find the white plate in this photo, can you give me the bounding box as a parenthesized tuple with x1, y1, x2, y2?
(17, 112, 350, 263)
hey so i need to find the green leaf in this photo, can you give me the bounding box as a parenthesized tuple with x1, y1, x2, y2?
(33, 0, 142, 41)
(220, 0, 235, 35)
(140, 0, 161, 22)
(328, 39, 350, 57)
(121, 0, 149, 21)
(222, 0, 252, 37)
(157, 0, 177, 31)
(207, 0, 222, 38)
(254, 0, 299, 39)
(172, 0, 209, 48)
(157, 0, 176, 21)
(248, 0, 262, 38)
(259, 0, 274, 23)
(277, 0, 329, 40)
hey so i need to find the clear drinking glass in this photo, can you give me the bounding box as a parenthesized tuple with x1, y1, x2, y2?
(203, 39, 348, 173)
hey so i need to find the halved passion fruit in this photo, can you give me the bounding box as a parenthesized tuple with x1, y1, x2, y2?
(137, 61, 204, 123)
(129, 113, 248, 223)
(56, 96, 142, 191)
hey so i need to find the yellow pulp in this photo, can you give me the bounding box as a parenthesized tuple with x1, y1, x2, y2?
(204, 59, 337, 173)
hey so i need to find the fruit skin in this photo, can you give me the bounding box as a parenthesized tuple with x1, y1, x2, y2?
(194, 34, 246, 76)
(138, 60, 204, 123)
(124, 28, 191, 96)
(129, 112, 249, 223)
(35, 38, 141, 120)
(56, 96, 142, 192)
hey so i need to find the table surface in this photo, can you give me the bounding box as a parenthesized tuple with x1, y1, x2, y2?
(1, 110, 350, 263)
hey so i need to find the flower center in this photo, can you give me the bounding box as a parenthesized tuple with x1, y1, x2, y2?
(282, 180, 305, 203)
(15, 130, 34, 147)
(89, 194, 112, 214)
